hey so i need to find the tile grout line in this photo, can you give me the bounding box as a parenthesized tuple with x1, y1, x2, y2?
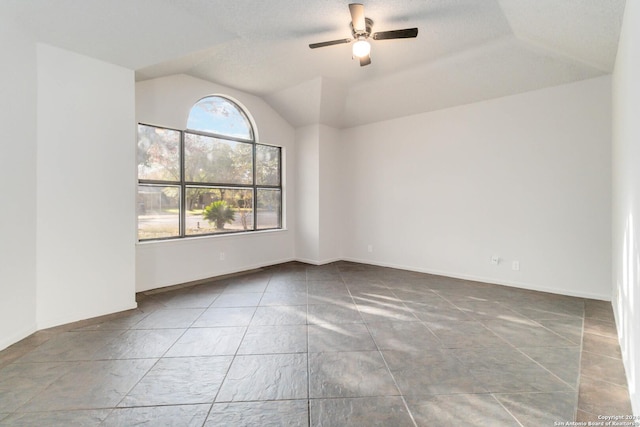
(340, 269, 419, 427)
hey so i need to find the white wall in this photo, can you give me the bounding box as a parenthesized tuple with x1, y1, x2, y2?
(612, 0, 640, 414)
(36, 44, 137, 328)
(0, 14, 38, 349)
(318, 125, 342, 263)
(295, 125, 321, 263)
(341, 76, 612, 299)
(135, 75, 295, 291)
(294, 124, 343, 265)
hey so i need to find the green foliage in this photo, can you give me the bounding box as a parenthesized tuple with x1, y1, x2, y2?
(202, 201, 236, 230)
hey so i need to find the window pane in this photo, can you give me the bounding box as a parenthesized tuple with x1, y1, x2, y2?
(186, 187, 254, 235)
(184, 133, 252, 185)
(137, 124, 180, 181)
(257, 189, 281, 230)
(256, 145, 281, 186)
(187, 96, 253, 140)
(137, 185, 180, 239)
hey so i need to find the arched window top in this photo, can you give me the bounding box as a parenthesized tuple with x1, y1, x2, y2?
(187, 95, 254, 141)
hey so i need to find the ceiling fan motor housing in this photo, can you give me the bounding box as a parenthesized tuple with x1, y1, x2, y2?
(351, 17, 374, 38)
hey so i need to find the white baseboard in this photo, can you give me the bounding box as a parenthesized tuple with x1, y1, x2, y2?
(340, 256, 611, 301)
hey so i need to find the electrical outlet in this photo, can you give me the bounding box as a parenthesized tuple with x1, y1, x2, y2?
(367, 245, 373, 253)
(491, 255, 500, 265)
(512, 261, 520, 271)
(219, 252, 226, 261)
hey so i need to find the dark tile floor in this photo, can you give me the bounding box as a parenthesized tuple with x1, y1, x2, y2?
(0, 261, 632, 426)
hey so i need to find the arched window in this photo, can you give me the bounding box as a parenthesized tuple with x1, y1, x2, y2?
(187, 96, 253, 140)
(137, 96, 282, 240)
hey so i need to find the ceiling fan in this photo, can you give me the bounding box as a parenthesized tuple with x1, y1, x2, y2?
(309, 3, 418, 66)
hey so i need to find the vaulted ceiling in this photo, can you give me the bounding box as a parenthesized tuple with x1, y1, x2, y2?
(7, 0, 626, 128)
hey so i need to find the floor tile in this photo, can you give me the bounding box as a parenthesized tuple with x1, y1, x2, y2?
(578, 376, 633, 415)
(346, 281, 393, 294)
(506, 298, 585, 320)
(580, 351, 629, 387)
(206, 400, 308, 426)
(307, 281, 351, 297)
(20, 359, 156, 411)
(119, 356, 232, 406)
(308, 323, 377, 352)
(0, 362, 72, 412)
(309, 351, 399, 398)
(310, 396, 414, 427)
(103, 404, 210, 427)
(356, 302, 417, 323)
(406, 394, 520, 427)
(238, 325, 307, 354)
(383, 350, 486, 395)
(0, 409, 111, 427)
(576, 409, 603, 423)
(132, 308, 205, 329)
(424, 320, 509, 349)
(367, 321, 440, 351)
(210, 292, 263, 307)
(72, 310, 149, 331)
(265, 280, 307, 293)
(405, 301, 472, 322)
(260, 291, 307, 306)
(306, 271, 342, 281)
(307, 293, 355, 305)
(392, 289, 442, 305)
(494, 392, 577, 427)
(15, 330, 123, 362)
(189, 282, 228, 297)
(223, 279, 268, 293)
(536, 317, 583, 344)
(582, 331, 622, 358)
(583, 317, 618, 339)
(161, 291, 219, 309)
(450, 301, 530, 322)
(165, 327, 245, 357)
(482, 318, 575, 348)
(192, 307, 256, 327)
(251, 306, 308, 325)
(455, 347, 574, 393)
(216, 353, 308, 401)
(519, 346, 581, 388)
(0, 330, 62, 368)
(93, 328, 184, 359)
(307, 303, 363, 325)
(135, 294, 170, 313)
(584, 299, 616, 322)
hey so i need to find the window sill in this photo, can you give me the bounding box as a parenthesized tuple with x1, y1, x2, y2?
(136, 228, 289, 246)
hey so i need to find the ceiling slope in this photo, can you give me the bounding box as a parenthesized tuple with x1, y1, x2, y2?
(5, 0, 626, 128)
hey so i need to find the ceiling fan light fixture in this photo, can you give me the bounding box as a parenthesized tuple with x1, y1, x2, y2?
(352, 38, 371, 58)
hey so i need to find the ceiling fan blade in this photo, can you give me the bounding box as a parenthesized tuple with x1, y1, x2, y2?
(359, 54, 371, 67)
(309, 38, 352, 49)
(372, 28, 419, 40)
(349, 3, 366, 32)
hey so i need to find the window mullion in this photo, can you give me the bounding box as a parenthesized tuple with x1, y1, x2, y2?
(252, 142, 257, 231)
(180, 130, 186, 237)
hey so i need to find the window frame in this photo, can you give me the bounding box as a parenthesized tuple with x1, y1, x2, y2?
(137, 100, 282, 241)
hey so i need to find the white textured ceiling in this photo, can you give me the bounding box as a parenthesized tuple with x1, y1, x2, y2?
(7, 0, 626, 128)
